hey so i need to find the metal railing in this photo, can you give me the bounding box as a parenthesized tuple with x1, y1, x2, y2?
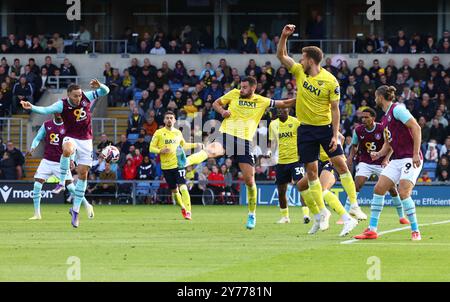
(0, 118, 24, 151)
(47, 76, 107, 91)
(92, 118, 118, 144)
(287, 39, 356, 54)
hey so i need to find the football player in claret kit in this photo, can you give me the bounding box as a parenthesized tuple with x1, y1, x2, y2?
(347, 108, 409, 225)
(21, 79, 109, 228)
(27, 113, 94, 220)
(355, 85, 423, 241)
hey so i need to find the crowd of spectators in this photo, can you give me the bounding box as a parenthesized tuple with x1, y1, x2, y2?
(0, 32, 449, 197)
(2, 23, 449, 55)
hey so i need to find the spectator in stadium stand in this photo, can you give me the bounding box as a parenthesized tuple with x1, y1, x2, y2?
(440, 137, 450, 158)
(438, 170, 449, 182)
(59, 58, 77, 87)
(138, 40, 150, 54)
(438, 30, 450, 47)
(172, 60, 187, 84)
(429, 56, 444, 73)
(166, 40, 181, 54)
(40, 56, 57, 76)
(14, 39, 28, 53)
(29, 37, 43, 53)
(5, 140, 24, 179)
(51, 33, 64, 53)
(150, 41, 166, 55)
(0, 43, 9, 54)
(127, 58, 141, 79)
(413, 57, 429, 81)
(245, 59, 262, 77)
(137, 155, 156, 181)
(6, 34, 16, 49)
(418, 116, 431, 145)
(323, 57, 338, 76)
(43, 39, 57, 54)
(12, 76, 33, 113)
(127, 107, 144, 135)
(256, 32, 274, 54)
(73, 25, 91, 53)
(429, 118, 447, 144)
(422, 36, 437, 54)
(103, 62, 113, 79)
(96, 163, 117, 204)
(182, 41, 197, 54)
(9, 59, 23, 76)
(106, 68, 121, 106)
(238, 31, 257, 54)
(393, 38, 410, 53)
(305, 10, 325, 43)
(414, 93, 435, 121)
(35, 67, 50, 101)
(410, 33, 424, 53)
(438, 40, 450, 53)
(0, 89, 11, 117)
(0, 151, 17, 180)
(96, 133, 113, 157)
(425, 140, 439, 162)
(134, 134, 150, 157)
(120, 68, 136, 103)
(207, 165, 226, 199)
(122, 156, 137, 181)
(436, 156, 450, 180)
(417, 171, 432, 183)
(116, 134, 131, 155)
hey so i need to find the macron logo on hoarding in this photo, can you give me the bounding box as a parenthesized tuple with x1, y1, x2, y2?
(0, 185, 13, 203)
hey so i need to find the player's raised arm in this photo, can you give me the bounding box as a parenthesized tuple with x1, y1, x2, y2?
(85, 78, 110, 102)
(21, 100, 64, 115)
(276, 24, 297, 70)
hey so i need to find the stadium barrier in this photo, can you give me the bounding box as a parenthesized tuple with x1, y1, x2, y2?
(0, 118, 25, 151)
(47, 76, 107, 91)
(287, 39, 357, 54)
(92, 118, 118, 144)
(1, 180, 449, 207)
(240, 182, 450, 207)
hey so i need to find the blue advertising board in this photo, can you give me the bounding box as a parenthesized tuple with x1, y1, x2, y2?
(240, 183, 450, 207)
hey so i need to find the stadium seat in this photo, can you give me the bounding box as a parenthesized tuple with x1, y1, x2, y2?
(134, 91, 142, 101)
(423, 162, 438, 170)
(127, 133, 139, 144)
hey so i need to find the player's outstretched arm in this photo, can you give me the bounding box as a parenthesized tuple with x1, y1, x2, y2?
(85, 79, 110, 102)
(26, 124, 46, 157)
(21, 100, 63, 115)
(274, 98, 295, 108)
(277, 24, 296, 70)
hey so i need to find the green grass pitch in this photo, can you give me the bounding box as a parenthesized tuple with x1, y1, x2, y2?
(1, 204, 450, 281)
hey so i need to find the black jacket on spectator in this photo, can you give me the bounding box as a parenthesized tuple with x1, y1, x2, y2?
(60, 64, 77, 76)
(41, 63, 58, 76)
(12, 82, 33, 100)
(137, 73, 154, 90)
(127, 114, 144, 134)
(238, 38, 256, 54)
(429, 124, 447, 144)
(137, 162, 156, 180)
(7, 148, 25, 167)
(134, 140, 150, 157)
(0, 157, 16, 179)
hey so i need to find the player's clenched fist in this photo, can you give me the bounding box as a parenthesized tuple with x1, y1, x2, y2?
(20, 100, 32, 110)
(90, 78, 101, 89)
(281, 24, 296, 37)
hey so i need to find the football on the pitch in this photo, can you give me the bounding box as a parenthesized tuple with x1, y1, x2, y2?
(101, 145, 120, 163)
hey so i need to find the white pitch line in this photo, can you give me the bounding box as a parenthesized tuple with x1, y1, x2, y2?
(340, 219, 450, 245)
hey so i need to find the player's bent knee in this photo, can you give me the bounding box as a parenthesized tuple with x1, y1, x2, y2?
(398, 188, 411, 200)
(373, 183, 388, 196)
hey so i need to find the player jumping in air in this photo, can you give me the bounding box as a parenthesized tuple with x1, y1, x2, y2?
(354, 85, 423, 241)
(149, 111, 209, 220)
(268, 107, 310, 224)
(277, 24, 366, 230)
(347, 108, 409, 225)
(210, 76, 295, 229)
(27, 113, 94, 220)
(21, 79, 109, 228)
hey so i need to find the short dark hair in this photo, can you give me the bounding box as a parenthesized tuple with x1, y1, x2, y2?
(302, 46, 323, 64)
(241, 76, 257, 87)
(362, 108, 376, 117)
(67, 84, 81, 93)
(164, 110, 176, 118)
